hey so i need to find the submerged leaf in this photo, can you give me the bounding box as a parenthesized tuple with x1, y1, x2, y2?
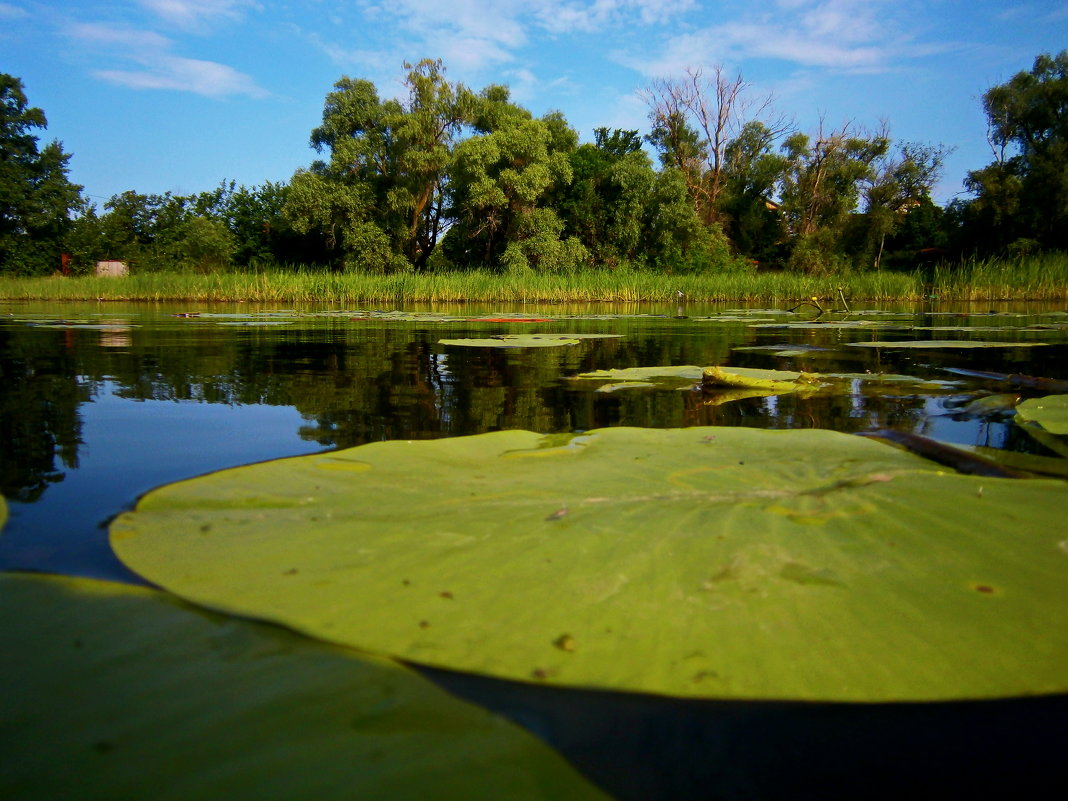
(970, 447, 1068, 479)
(1017, 421, 1068, 460)
(0, 573, 609, 801)
(111, 427, 1068, 703)
(1015, 395, 1068, 435)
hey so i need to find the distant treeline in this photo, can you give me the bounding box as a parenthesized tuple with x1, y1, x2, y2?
(2, 53, 1066, 278)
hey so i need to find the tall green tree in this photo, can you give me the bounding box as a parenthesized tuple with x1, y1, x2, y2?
(0, 74, 84, 275)
(720, 121, 788, 264)
(964, 51, 1068, 252)
(777, 123, 890, 272)
(287, 59, 474, 272)
(862, 141, 950, 269)
(442, 97, 582, 272)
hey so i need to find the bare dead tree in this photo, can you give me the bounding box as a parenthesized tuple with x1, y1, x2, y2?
(641, 65, 791, 225)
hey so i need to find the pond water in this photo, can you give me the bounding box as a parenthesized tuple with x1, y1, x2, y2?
(4, 298, 1066, 583)
(3, 299, 1068, 799)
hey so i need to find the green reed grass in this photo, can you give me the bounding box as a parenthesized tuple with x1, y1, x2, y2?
(926, 252, 1068, 301)
(1, 255, 1066, 304)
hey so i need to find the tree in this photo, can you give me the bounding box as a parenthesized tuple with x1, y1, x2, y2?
(862, 140, 950, 269)
(964, 51, 1068, 252)
(0, 74, 84, 275)
(443, 103, 581, 272)
(720, 121, 789, 264)
(553, 129, 650, 266)
(777, 122, 890, 272)
(643, 66, 788, 226)
(287, 60, 475, 272)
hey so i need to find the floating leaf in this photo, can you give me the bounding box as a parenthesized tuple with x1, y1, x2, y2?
(464, 316, 555, 323)
(751, 321, 906, 330)
(0, 494, 6, 532)
(440, 334, 618, 348)
(1015, 395, 1068, 435)
(573, 365, 704, 389)
(702, 366, 823, 393)
(733, 344, 833, 356)
(942, 394, 1022, 418)
(0, 572, 609, 801)
(111, 427, 1068, 703)
(848, 340, 1050, 349)
(595, 381, 658, 393)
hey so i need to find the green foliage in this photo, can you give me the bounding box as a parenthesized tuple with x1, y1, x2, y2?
(961, 51, 1068, 254)
(778, 126, 891, 273)
(286, 59, 476, 272)
(0, 74, 84, 275)
(444, 107, 577, 272)
(720, 121, 788, 265)
(177, 216, 236, 273)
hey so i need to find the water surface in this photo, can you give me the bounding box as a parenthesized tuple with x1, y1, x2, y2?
(4, 299, 1067, 581)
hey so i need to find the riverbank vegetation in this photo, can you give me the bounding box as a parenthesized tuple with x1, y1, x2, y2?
(2, 252, 1067, 304)
(2, 53, 1066, 290)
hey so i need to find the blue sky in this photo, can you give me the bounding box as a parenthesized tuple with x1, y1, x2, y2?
(3, 1, 1066, 208)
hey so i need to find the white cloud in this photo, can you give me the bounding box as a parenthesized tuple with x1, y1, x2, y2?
(536, 0, 697, 34)
(137, 0, 259, 31)
(626, 0, 927, 77)
(65, 22, 267, 98)
(65, 22, 172, 51)
(0, 2, 29, 20)
(95, 56, 267, 98)
(342, 0, 696, 72)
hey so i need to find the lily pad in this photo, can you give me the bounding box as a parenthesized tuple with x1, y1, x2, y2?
(440, 334, 618, 348)
(573, 365, 704, 386)
(111, 427, 1068, 703)
(848, 340, 1050, 349)
(1015, 395, 1068, 435)
(595, 381, 659, 393)
(733, 345, 833, 357)
(0, 572, 609, 801)
(702, 366, 823, 393)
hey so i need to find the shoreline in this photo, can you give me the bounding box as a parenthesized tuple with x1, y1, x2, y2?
(1, 261, 1067, 304)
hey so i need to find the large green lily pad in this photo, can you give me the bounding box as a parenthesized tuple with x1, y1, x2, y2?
(0, 572, 609, 801)
(111, 427, 1068, 702)
(1015, 395, 1068, 435)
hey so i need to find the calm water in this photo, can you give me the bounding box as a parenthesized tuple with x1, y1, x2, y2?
(3, 298, 1067, 800)
(2, 299, 1066, 583)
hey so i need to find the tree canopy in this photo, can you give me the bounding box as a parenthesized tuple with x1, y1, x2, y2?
(0, 74, 83, 275)
(3, 53, 1066, 278)
(959, 51, 1068, 254)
